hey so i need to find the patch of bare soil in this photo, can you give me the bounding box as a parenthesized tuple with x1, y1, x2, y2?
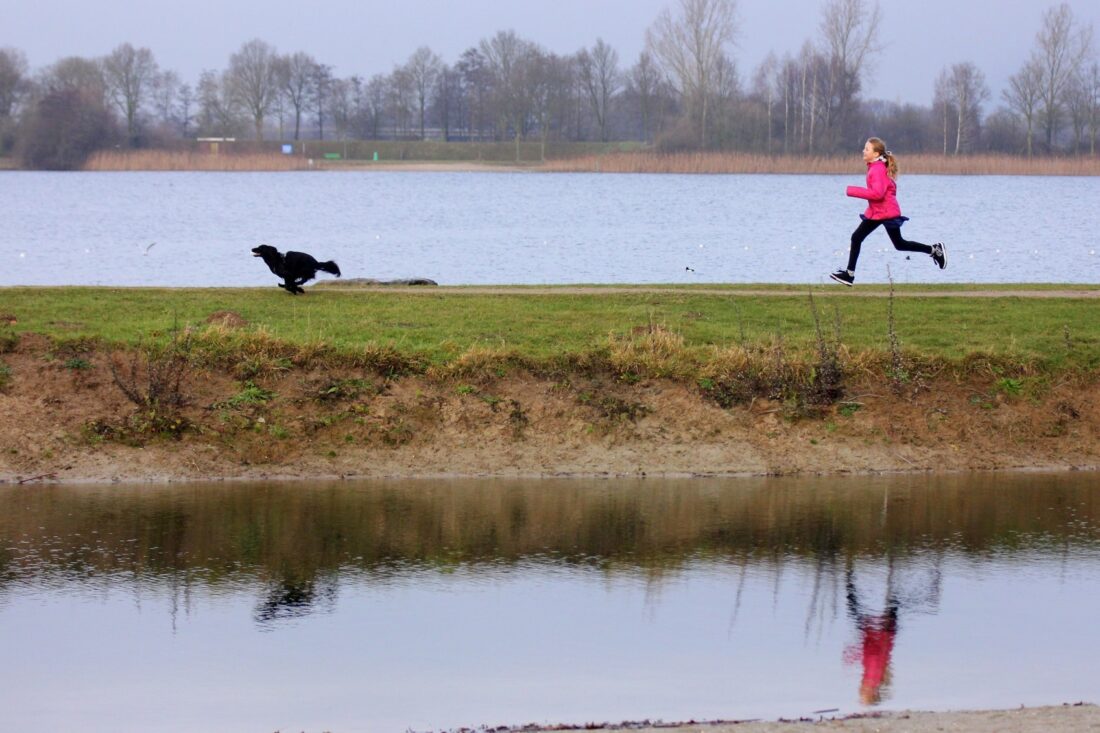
(0, 336, 1097, 484)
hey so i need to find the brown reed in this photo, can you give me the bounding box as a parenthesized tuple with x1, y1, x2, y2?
(543, 151, 1100, 176)
(83, 150, 314, 172)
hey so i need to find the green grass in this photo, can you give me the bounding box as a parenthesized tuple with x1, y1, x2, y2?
(1, 285, 1097, 371)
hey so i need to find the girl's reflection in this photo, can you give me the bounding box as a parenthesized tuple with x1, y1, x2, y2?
(844, 565, 899, 705)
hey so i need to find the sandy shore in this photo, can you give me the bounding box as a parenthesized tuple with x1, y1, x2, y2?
(530, 704, 1100, 732)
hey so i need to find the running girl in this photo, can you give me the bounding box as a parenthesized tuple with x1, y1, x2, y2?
(830, 138, 946, 286)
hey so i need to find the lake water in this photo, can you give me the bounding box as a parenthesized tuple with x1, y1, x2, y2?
(2, 473, 1099, 732)
(3, 171, 1098, 287)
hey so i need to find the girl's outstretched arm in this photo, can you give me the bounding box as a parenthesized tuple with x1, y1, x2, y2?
(846, 164, 888, 202)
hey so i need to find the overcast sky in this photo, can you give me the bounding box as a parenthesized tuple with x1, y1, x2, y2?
(5, 0, 1099, 106)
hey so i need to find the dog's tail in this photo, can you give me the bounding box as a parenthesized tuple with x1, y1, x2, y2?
(318, 260, 341, 277)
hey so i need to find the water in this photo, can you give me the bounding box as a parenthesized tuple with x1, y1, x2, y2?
(2, 473, 1099, 732)
(3, 171, 1098, 286)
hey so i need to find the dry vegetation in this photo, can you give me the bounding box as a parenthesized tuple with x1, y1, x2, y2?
(78, 149, 1100, 174)
(544, 151, 1100, 176)
(83, 150, 313, 171)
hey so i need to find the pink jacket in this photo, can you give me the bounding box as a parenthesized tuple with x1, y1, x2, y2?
(846, 160, 902, 220)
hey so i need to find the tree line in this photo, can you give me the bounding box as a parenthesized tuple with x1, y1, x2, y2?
(0, 0, 1096, 169)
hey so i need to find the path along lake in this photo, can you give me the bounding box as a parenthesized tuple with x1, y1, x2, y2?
(3, 171, 1099, 287)
(2, 473, 1099, 732)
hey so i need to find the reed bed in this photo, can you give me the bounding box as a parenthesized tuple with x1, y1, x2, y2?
(83, 150, 313, 172)
(544, 151, 1100, 176)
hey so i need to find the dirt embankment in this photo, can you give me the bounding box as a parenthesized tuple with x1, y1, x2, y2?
(1, 334, 1097, 484)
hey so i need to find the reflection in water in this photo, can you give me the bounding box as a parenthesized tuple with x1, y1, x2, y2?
(1, 473, 1099, 731)
(253, 575, 338, 627)
(846, 564, 903, 705)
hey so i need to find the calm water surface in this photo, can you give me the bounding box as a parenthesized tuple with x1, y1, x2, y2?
(3, 171, 1099, 286)
(1, 473, 1099, 732)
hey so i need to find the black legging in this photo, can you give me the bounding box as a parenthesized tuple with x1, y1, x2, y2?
(846, 219, 932, 272)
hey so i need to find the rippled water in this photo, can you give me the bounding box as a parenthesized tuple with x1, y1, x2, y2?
(3, 171, 1098, 286)
(2, 473, 1099, 732)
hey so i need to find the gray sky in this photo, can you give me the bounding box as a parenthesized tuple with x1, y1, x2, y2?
(5, 0, 1099, 106)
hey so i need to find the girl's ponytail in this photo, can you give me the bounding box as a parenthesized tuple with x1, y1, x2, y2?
(867, 137, 899, 179)
(884, 150, 899, 180)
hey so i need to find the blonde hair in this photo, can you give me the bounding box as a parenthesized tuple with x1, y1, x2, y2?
(867, 137, 899, 179)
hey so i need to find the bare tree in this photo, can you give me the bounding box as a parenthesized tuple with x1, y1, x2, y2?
(228, 39, 280, 142)
(577, 39, 620, 142)
(646, 0, 739, 148)
(19, 88, 115, 169)
(480, 30, 537, 157)
(932, 70, 952, 155)
(943, 62, 989, 154)
(196, 69, 240, 137)
(456, 47, 491, 141)
(405, 46, 442, 139)
(387, 66, 414, 138)
(175, 82, 194, 138)
(627, 51, 662, 142)
(795, 41, 827, 152)
(1064, 66, 1092, 152)
(327, 77, 352, 153)
(102, 43, 159, 146)
(752, 53, 778, 152)
(1004, 58, 1044, 157)
(0, 48, 29, 120)
(819, 0, 881, 150)
(150, 70, 179, 130)
(311, 63, 333, 140)
(364, 74, 387, 138)
(279, 52, 318, 141)
(431, 64, 461, 141)
(1033, 3, 1094, 150)
(41, 56, 108, 103)
(1085, 61, 1100, 154)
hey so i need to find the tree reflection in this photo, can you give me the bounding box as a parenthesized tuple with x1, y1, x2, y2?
(0, 474, 1093, 632)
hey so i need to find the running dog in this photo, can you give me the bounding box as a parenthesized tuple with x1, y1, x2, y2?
(251, 244, 341, 294)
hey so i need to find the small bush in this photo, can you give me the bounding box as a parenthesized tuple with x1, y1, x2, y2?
(106, 332, 193, 439)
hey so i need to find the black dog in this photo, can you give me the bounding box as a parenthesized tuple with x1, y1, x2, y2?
(251, 244, 341, 294)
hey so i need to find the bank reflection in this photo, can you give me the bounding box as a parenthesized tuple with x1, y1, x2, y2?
(1, 473, 1097, 710)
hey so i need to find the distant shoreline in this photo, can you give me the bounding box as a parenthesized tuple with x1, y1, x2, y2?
(45, 149, 1100, 176)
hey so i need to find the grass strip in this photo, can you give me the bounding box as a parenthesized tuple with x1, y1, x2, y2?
(1, 286, 1097, 371)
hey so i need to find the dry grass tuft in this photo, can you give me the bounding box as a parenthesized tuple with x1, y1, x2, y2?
(609, 323, 697, 379)
(430, 344, 534, 382)
(205, 311, 249, 328)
